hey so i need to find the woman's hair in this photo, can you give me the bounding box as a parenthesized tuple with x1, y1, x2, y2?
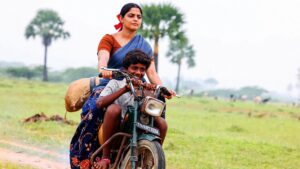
(123, 49, 151, 69)
(120, 3, 143, 17)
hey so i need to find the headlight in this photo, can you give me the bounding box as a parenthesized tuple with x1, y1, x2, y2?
(141, 96, 165, 117)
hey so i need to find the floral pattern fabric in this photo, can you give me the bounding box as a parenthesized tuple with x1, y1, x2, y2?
(70, 89, 104, 169)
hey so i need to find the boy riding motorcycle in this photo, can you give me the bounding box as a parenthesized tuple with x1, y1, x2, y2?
(94, 49, 174, 169)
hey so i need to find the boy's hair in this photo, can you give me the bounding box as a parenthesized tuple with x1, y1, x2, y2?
(123, 49, 151, 69)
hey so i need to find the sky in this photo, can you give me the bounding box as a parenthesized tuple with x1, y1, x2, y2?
(1, 0, 300, 95)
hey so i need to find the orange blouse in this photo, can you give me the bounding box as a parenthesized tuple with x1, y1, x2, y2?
(97, 34, 121, 55)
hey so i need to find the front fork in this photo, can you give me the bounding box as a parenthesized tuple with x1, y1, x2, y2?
(130, 101, 139, 169)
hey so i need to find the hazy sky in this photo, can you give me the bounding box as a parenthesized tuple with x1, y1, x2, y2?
(1, 0, 300, 94)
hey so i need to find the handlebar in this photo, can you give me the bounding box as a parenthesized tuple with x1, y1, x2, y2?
(98, 72, 124, 79)
(99, 67, 178, 98)
(159, 86, 172, 97)
(98, 68, 128, 79)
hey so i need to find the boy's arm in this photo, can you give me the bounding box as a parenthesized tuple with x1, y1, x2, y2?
(96, 86, 128, 108)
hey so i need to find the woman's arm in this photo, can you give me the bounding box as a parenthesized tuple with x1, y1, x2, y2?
(97, 50, 109, 72)
(146, 60, 177, 99)
(98, 50, 112, 78)
(146, 60, 162, 85)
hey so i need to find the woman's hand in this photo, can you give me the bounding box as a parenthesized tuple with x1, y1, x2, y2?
(101, 70, 113, 79)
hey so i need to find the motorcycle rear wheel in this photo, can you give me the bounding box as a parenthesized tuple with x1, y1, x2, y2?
(120, 140, 165, 169)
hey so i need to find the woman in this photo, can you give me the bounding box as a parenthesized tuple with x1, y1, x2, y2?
(97, 3, 162, 86)
(70, 3, 171, 169)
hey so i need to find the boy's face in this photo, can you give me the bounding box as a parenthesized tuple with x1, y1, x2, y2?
(126, 63, 146, 79)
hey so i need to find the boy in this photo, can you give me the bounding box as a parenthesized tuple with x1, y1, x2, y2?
(95, 49, 170, 168)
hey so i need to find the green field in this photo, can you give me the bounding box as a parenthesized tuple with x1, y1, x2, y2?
(0, 162, 35, 169)
(0, 78, 300, 169)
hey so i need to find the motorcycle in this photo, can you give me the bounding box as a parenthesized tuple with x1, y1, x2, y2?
(90, 68, 172, 169)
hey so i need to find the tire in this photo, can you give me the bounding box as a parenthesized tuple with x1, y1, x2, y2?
(120, 140, 165, 169)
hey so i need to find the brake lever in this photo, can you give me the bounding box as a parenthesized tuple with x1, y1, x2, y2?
(159, 86, 181, 98)
(174, 95, 181, 98)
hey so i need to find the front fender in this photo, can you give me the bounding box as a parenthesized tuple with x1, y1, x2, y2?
(138, 133, 161, 143)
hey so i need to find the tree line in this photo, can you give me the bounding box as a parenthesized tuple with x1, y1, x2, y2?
(24, 3, 196, 93)
(1, 65, 272, 102)
(0, 66, 97, 83)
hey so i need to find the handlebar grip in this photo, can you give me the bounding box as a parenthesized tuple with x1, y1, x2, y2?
(98, 72, 119, 78)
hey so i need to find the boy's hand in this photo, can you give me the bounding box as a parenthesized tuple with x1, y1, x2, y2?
(166, 89, 176, 99)
(131, 78, 143, 86)
(144, 83, 156, 90)
(161, 88, 176, 99)
(125, 78, 142, 91)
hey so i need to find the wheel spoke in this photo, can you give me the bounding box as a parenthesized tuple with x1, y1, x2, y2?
(141, 149, 145, 167)
(120, 140, 164, 169)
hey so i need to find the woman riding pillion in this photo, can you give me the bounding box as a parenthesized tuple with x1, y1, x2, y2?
(70, 3, 175, 169)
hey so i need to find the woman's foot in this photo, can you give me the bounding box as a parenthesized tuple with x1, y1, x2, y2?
(92, 158, 110, 169)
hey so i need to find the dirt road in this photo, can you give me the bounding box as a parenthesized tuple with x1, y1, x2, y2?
(0, 140, 69, 169)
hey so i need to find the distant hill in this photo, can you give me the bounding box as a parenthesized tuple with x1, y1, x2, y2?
(0, 61, 25, 68)
(203, 86, 268, 100)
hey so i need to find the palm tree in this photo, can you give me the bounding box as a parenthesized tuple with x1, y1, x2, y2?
(166, 32, 195, 93)
(140, 3, 184, 72)
(25, 9, 70, 81)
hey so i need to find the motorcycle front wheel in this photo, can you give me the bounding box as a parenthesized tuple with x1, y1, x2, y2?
(120, 140, 165, 169)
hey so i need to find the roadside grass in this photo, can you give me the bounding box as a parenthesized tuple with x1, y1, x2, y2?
(165, 97, 300, 169)
(1, 78, 300, 169)
(0, 78, 77, 151)
(0, 162, 36, 169)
